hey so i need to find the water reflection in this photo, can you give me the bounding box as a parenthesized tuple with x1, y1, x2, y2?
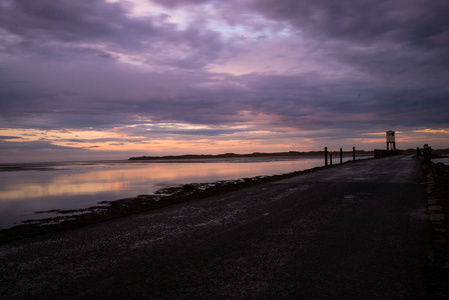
(432, 156, 449, 165)
(0, 157, 328, 228)
(1, 159, 324, 201)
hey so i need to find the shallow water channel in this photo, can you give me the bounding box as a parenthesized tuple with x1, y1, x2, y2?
(0, 155, 362, 228)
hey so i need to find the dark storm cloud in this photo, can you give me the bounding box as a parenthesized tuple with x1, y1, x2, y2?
(232, 68, 448, 133)
(248, 0, 449, 46)
(0, 71, 124, 129)
(0, 0, 227, 68)
(226, 0, 449, 129)
(0, 0, 237, 132)
(117, 124, 249, 137)
(245, 0, 449, 66)
(1, 0, 150, 44)
(0, 136, 22, 140)
(249, 0, 449, 86)
(0, 140, 82, 151)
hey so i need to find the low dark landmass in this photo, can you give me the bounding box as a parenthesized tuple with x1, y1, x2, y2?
(129, 150, 373, 161)
(431, 148, 449, 156)
(0, 165, 61, 172)
(129, 148, 449, 161)
(425, 148, 449, 160)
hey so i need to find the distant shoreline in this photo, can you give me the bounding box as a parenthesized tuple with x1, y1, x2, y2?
(0, 152, 369, 172)
(129, 150, 373, 161)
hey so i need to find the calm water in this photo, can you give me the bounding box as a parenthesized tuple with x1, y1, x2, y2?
(433, 155, 449, 165)
(0, 155, 361, 228)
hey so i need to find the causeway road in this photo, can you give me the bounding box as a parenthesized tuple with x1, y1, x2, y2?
(0, 155, 432, 299)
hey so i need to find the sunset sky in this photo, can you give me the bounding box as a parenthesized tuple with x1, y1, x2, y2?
(1, 0, 448, 162)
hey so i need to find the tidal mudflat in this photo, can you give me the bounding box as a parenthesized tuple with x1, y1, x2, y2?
(0, 155, 370, 243)
(0, 156, 337, 228)
(0, 155, 373, 242)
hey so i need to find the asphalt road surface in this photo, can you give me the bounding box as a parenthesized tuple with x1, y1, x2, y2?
(0, 155, 432, 299)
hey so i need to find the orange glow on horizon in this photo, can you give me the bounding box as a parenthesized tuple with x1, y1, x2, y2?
(413, 128, 449, 134)
(1, 124, 448, 163)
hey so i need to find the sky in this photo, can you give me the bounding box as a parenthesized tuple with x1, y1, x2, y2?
(0, 0, 448, 162)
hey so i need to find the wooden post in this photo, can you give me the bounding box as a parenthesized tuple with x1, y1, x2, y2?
(330, 153, 332, 165)
(423, 144, 431, 165)
(353, 147, 356, 161)
(340, 148, 343, 164)
(325, 147, 328, 166)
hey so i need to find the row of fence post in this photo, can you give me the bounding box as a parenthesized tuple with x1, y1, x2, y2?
(423, 144, 432, 165)
(324, 147, 356, 166)
(414, 144, 432, 165)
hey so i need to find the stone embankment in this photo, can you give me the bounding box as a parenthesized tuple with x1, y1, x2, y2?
(424, 160, 449, 296)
